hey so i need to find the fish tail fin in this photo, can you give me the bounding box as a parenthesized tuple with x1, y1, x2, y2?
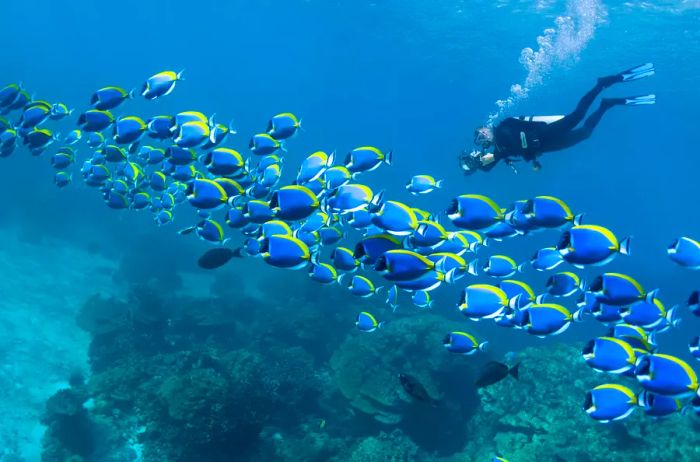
(327, 150, 335, 167)
(369, 190, 385, 213)
(509, 362, 521, 380)
(435, 179, 444, 189)
(578, 278, 587, 292)
(645, 288, 659, 304)
(177, 69, 186, 81)
(444, 267, 459, 285)
(572, 308, 586, 322)
(280, 141, 288, 153)
(573, 213, 584, 226)
(128, 88, 138, 99)
(375, 286, 385, 296)
(309, 251, 320, 267)
(227, 119, 238, 135)
(232, 247, 246, 258)
(478, 340, 489, 352)
(535, 293, 548, 304)
(508, 294, 523, 310)
(517, 262, 528, 273)
(467, 259, 479, 276)
(619, 236, 632, 255)
(666, 304, 681, 328)
(337, 273, 349, 287)
(384, 150, 393, 166)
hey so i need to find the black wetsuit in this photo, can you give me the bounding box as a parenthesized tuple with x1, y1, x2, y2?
(485, 79, 615, 170)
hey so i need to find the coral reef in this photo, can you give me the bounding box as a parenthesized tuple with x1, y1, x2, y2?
(459, 343, 700, 462)
(330, 314, 482, 454)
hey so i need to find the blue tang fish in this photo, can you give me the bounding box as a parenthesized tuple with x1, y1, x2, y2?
(446, 194, 503, 230)
(668, 236, 700, 269)
(582, 336, 637, 374)
(443, 331, 487, 355)
(557, 225, 631, 267)
(356, 311, 383, 332)
(635, 353, 698, 398)
(141, 70, 184, 100)
(584, 384, 637, 423)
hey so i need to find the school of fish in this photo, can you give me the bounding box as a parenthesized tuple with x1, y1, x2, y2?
(2, 72, 700, 430)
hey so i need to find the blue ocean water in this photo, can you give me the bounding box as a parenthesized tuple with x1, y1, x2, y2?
(1, 1, 700, 461)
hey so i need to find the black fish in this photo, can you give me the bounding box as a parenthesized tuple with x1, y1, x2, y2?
(398, 373, 438, 407)
(197, 247, 242, 269)
(475, 361, 520, 388)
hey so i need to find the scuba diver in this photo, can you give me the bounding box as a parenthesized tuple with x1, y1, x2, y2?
(461, 63, 655, 174)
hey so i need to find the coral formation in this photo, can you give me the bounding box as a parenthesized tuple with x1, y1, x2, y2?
(460, 343, 700, 462)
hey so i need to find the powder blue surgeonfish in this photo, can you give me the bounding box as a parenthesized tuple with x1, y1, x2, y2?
(620, 298, 678, 331)
(354, 234, 402, 265)
(374, 249, 438, 281)
(522, 196, 583, 229)
(249, 133, 282, 156)
(342, 274, 383, 297)
(468, 255, 518, 278)
(519, 303, 574, 337)
(296, 150, 334, 184)
(637, 391, 683, 418)
(667, 236, 700, 269)
(78, 110, 114, 132)
(187, 179, 228, 210)
(258, 235, 313, 269)
(179, 219, 228, 245)
(114, 116, 146, 144)
(584, 384, 637, 423)
(91, 86, 135, 110)
(371, 200, 418, 236)
(344, 146, 392, 175)
(325, 184, 383, 215)
(412, 290, 433, 308)
(582, 337, 637, 374)
(201, 148, 246, 176)
(545, 272, 585, 297)
(141, 70, 184, 100)
(269, 185, 319, 221)
(331, 247, 360, 272)
(458, 284, 509, 320)
(588, 273, 651, 306)
(529, 247, 564, 272)
(267, 112, 301, 140)
(406, 175, 443, 195)
(443, 331, 487, 355)
(308, 262, 339, 284)
(356, 311, 383, 332)
(446, 194, 503, 230)
(324, 165, 352, 189)
(634, 353, 698, 398)
(557, 225, 631, 267)
(174, 121, 210, 148)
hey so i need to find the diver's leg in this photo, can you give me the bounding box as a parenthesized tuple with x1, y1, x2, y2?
(542, 80, 606, 136)
(544, 102, 610, 151)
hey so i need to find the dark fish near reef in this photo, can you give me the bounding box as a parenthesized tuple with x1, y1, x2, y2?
(398, 373, 438, 407)
(197, 247, 242, 269)
(475, 361, 520, 388)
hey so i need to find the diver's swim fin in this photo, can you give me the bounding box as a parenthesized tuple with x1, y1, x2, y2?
(599, 63, 655, 88)
(603, 94, 656, 107)
(619, 63, 655, 82)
